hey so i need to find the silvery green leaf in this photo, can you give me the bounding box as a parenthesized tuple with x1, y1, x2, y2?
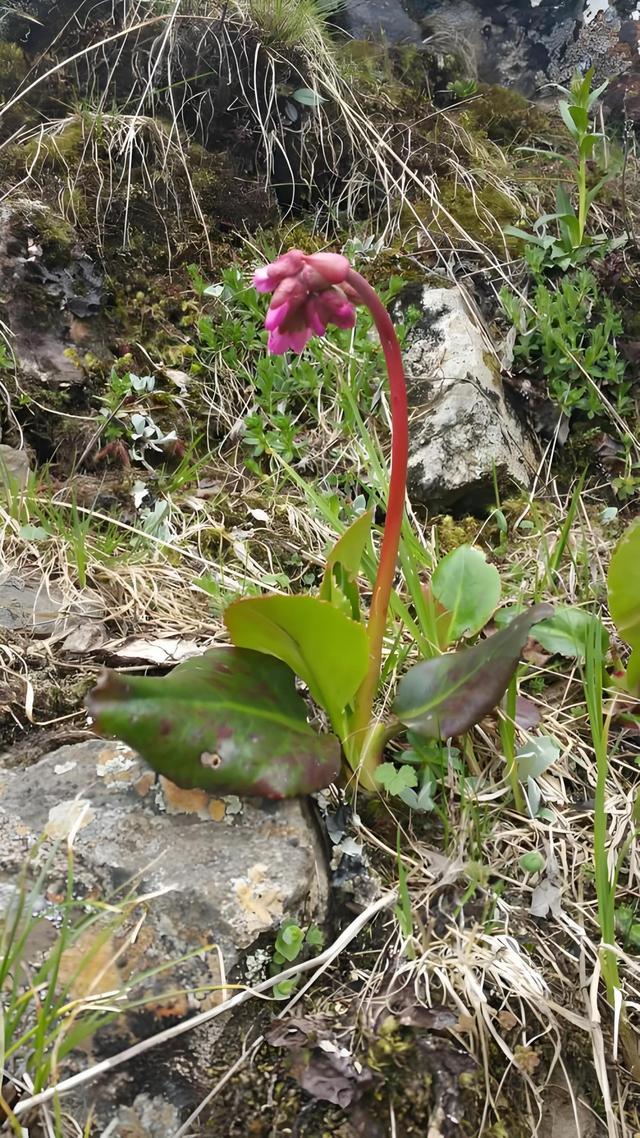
(292, 88, 326, 107)
(516, 736, 560, 781)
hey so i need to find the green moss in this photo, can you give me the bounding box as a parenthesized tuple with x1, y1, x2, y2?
(0, 41, 26, 97)
(24, 119, 86, 166)
(458, 84, 558, 148)
(436, 514, 483, 552)
(407, 181, 519, 250)
(32, 208, 76, 263)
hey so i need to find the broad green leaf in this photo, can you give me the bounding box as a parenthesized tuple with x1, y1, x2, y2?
(525, 777, 542, 818)
(393, 604, 552, 740)
(587, 78, 609, 108)
(608, 518, 640, 694)
(555, 186, 574, 218)
(306, 925, 324, 948)
(87, 647, 340, 799)
(375, 763, 418, 797)
(319, 510, 372, 619)
(275, 921, 305, 961)
(531, 606, 609, 660)
(569, 104, 588, 133)
(431, 545, 501, 642)
(579, 135, 598, 160)
(398, 774, 437, 812)
(225, 594, 369, 729)
(515, 736, 560, 781)
(18, 524, 50, 541)
(273, 979, 299, 1000)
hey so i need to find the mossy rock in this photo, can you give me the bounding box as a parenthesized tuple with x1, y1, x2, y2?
(458, 85, 559, 148)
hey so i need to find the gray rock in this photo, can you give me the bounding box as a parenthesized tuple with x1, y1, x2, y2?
(0, 738, 328, 1132)
(340, 0, 422, 42)
(0, 200, 108, 394)
(404, 287, 536, 511)
(0, 570, 105, 640)
(414, 0, 640, 103)
(0, 444, 30, 494)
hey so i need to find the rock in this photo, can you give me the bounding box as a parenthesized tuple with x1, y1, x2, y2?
(0, 200, 109, 397)
(415, 0, 640, 108)
(0, 443, 30, 493)
(403, 287, 536, 512)
(0, 570, 105, 640)
(339, 0, 422, 42)
(0, 738, 328, 1132)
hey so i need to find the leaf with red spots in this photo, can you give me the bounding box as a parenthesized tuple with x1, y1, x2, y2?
(87, 647, 340, 799)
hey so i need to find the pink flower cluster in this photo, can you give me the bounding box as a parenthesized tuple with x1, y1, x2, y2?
(253, 249, 357, 354)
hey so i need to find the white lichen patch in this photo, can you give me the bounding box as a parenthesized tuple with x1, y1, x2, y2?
(96, 743, 138, 787)
(44, 798, 95, 841)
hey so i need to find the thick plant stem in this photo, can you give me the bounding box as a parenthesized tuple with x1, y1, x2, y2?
(346, 268, 409, 775)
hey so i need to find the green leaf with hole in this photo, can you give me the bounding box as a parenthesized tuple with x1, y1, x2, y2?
(87, 647, 340, 799)
(608, 519, 640, 695)
(531, 606, 608, 661)
(393, 604, 553, 739)
(319, 511, 372, 619)
(225, 594, 369, 730)
(431, 545, 501, 643)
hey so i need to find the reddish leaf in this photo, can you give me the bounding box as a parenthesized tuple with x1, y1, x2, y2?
(393, 605, 553, 739)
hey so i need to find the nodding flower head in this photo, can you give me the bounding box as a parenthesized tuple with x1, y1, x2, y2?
(253, 249, 357, 354)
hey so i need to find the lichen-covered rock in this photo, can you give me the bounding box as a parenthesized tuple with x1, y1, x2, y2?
(0, 200, 108, 387)
(414, 0, 640, 111)
(0, 738, 329, 1132)
(403, 287, 536, 512)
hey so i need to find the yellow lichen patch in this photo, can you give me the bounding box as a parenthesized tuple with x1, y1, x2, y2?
(134, 771, 156, 797)
(44, 799, 95, 841)
(159, 776, 211, 818)
(209, 798, 226, 822)
(234, 863, 284, 934)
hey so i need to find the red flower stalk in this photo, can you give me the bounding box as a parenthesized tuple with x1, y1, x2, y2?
(253, 249, 409, 766)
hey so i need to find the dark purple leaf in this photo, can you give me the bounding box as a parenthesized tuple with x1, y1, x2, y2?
(514, 696, 541, 729)
(393, 605, 553, 739)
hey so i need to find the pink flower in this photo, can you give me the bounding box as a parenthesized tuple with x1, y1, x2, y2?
(253, 249, 356, 354)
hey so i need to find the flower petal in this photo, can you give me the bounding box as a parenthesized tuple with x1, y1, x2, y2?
(305, 298, 326, 337)
(253, 266, 274, 292)
(316, 287, 357, 330)
(264, 301, 290, 331)
(305, 251, 350, 285)
(271, 275, 308, 310)
(267, 325, 312, 355)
